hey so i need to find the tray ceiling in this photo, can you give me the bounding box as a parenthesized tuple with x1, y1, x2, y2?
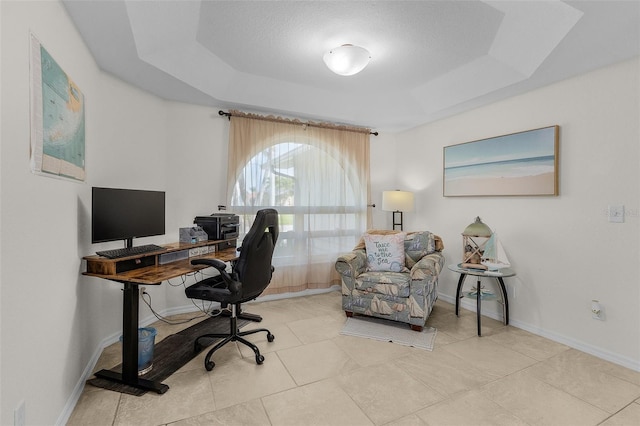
(62, 0, 640, 132)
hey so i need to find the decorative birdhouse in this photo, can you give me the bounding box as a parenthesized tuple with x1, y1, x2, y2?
(462, 217, 492, 266)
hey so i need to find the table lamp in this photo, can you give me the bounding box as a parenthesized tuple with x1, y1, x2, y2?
(382, 190, 414, 230)
(461, 216, 492, 266)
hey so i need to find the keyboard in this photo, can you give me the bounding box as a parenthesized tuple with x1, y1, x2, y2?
(96, 244, 166, 259)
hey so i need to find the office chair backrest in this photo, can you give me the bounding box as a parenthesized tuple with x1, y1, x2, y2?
(234, 209, 279, 302)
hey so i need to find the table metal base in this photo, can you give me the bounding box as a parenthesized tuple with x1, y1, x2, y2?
(454, 273, 509, 336)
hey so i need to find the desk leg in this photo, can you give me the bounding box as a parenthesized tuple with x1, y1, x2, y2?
(94, 282, 169, 394)
(495, 277, 509, 325)
(476, 277, 482, 336)
(122, 282, 138, 382)
(455, 274, 467, 317)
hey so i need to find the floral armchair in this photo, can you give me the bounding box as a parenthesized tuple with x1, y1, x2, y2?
(335, 230, 445, 331)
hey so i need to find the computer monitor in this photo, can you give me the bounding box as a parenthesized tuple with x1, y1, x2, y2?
(91, 187, 166, 248)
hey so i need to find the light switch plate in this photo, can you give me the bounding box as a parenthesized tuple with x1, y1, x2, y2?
(608, 205, 624, 223)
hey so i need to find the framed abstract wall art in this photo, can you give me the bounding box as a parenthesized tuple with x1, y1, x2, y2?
(443, 125, 559, 197)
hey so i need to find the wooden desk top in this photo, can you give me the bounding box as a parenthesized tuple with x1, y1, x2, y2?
(83, 241, 238, 285)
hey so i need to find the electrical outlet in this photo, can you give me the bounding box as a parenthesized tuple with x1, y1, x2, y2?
(14, 400, 25, 426)
(591, 300, 604, 320)
(140, 286, 146, 297)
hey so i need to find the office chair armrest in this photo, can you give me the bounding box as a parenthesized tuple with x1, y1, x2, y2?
(191, 258, 241, 296)
(191, 258, 228, 273)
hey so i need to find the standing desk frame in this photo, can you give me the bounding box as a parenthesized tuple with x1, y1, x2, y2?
(83, 240, 238, 394)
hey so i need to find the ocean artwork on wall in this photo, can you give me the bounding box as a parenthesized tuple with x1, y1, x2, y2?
(443, 126, 559, 196)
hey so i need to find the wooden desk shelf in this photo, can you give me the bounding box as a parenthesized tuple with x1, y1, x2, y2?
(83, 239, 237, 284)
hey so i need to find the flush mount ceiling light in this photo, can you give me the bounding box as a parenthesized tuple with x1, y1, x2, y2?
(323, 44, 371, 76)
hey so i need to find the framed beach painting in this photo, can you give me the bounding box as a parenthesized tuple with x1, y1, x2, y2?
(443, 126, 559, 197)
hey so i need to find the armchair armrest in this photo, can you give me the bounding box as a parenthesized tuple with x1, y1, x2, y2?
(335, 249, 367, 278)
(410, 251, 445, 281)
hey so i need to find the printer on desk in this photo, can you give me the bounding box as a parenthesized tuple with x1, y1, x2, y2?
(194, 213, 240, 249)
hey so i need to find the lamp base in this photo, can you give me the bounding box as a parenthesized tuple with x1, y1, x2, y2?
(392, 211, 403, 231)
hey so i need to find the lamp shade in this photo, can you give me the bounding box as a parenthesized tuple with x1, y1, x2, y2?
(462, 216, 492, 237)
(382, 190, 414, 212)
(323, 44, 371, 76)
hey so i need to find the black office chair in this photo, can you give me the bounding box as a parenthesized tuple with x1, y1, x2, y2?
(185, 208, 279, 371)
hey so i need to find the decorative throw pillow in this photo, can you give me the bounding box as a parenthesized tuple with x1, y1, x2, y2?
(364, 232, 406, 272)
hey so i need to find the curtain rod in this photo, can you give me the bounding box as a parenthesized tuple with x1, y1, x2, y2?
(218, 110, 379, 136)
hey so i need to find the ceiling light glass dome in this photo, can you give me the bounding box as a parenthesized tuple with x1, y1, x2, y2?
(323, 44, 371, 76)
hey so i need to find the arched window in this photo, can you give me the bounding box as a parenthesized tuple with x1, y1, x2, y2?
(227, 113, 371, 295)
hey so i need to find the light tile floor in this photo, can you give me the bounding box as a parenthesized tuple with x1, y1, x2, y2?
(68, 291, 640, 426)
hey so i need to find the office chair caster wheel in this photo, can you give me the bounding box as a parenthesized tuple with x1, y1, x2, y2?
(205, 360, 215, 371)
(267, 332, 275, 342)
(256, 354, 264, 365)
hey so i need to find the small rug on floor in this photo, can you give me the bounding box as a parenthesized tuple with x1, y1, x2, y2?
(340, 316, 436, 351)
(87, 315, 249, 396)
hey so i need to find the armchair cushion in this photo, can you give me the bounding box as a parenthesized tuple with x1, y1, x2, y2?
(363, 232, 407, 272)
(354, 271, 411, 297)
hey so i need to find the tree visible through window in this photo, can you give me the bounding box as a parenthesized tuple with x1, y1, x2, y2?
(232, 142, 360, 265)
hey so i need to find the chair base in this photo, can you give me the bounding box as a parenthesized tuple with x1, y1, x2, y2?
(220, 302, 263, 322)
(195, 305, 274, 371)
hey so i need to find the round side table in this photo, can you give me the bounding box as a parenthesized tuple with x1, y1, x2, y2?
(447, 264, 515, 336)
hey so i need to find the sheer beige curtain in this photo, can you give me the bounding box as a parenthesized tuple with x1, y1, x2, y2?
(226, 111, 372, 295)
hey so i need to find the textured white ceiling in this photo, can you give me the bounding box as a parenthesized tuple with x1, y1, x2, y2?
(62, 0, 640, 132)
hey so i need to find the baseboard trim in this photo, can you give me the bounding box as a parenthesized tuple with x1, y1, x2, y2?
(254, 285, 341, 303)
(437, 293, 640, 372)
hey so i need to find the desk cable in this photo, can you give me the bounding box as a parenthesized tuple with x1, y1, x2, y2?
(141, 270, 230, 324)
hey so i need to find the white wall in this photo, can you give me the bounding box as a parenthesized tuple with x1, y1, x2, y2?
(1, 2, 103, 424)
(0, 0, 4, 421)
(369, 132, 400, 229)
(160, 102, 230, 310)
(390, 58, 640, 369)
(2, 1, 638, 424)
(0, 1, 226, 424)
